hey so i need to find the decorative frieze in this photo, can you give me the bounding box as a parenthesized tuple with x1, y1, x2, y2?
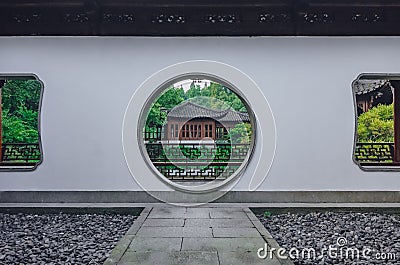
(204, 14, 239, 24)
(259, 13, 291, 23)
(103, 13, 134, 23)
(152, 14, 186, 24)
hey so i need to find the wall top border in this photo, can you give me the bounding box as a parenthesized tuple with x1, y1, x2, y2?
(1, 0, 400, 36)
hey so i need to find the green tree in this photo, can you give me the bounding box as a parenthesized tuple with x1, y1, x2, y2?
(229, 123, 252, 144)
(1, 79, 41, 143)
(357, 103, 394, 142)
(2, 80, 41, 115)
(186, 82, 202, 99)
(2, 111, 38, 143)
(202, 82, 247, 112)
(145, 86, 184, 130)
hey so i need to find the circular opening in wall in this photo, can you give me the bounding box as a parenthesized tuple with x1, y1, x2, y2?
(139, 76, 256, 193)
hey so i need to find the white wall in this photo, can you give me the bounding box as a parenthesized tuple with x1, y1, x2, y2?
(0, 36, 399, 191)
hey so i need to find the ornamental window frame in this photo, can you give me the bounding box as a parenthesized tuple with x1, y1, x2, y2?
(353, 73, 400, 171)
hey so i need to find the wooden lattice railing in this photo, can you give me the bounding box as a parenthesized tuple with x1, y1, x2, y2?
(354, 142, 394, 163)
(1, 143, 41, 163)
(145, 143, 250, 180)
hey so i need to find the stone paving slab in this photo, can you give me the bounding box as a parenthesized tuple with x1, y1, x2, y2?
(209, 207, 246, 212)
(147, 207, 186, 219)
(184, 218, 212, 227)
(218, 251, 282, 265)
(210, 210, 249, 219)
(128, 237, 182, 252)
(142, 218, 184, 227)
(212, 227, 261, 238)
(211, 218, 254, 228)
(185, 207, 212, 218)
(181, 237, 266, 252)
(104, 206, 295, 265)
(184, 218, 254, 228)
(119, 251, 219, 265)
(136, 226, 213, 237)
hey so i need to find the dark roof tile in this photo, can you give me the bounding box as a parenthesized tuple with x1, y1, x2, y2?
(168, 101, 250, 123)
(353, 80, 390, 95)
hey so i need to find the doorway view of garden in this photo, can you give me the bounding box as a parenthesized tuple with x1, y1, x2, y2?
(0, 77, 42, 170)
(142, 78, 254, 186)
(353, 76, 400, 169)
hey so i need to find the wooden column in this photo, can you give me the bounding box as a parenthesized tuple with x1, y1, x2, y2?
(0, 80, 4, 162)
(392, 81, 400, 163)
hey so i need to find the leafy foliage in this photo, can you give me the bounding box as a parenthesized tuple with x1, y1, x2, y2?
(2, 80, 41, 143)
(229, 123, 252, 144)
(357, 103, 394, 142)
(145, 87, 184, 129)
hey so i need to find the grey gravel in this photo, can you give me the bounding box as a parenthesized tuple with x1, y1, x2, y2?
(258, 211, 400, 265)
(0, 213, 136, 265)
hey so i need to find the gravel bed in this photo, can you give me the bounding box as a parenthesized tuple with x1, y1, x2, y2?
(258, 211, 400, 265)
(0, 213, 136, 265)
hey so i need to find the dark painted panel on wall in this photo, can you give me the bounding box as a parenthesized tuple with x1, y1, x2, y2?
(1, 0, 400, 36)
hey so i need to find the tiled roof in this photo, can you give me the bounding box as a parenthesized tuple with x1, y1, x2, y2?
(168, 101, 250, 123)
(353, 79, 390, 95)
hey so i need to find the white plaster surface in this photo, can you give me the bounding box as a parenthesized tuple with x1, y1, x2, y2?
(0, 37, 399, 191)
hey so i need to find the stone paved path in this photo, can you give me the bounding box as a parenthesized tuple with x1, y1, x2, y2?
(104, 206, 293, 265)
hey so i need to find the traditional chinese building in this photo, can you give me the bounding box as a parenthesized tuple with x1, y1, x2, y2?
(165, 101, 249, 141)
(354, 79, 393, 115)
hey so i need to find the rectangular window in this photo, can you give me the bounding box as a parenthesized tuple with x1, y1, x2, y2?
(209, 124, 213, 138)
(181, 124, 185, 138)
(0, 76, 43, 171)
(216, 127, 226, 139)
(198, 125, 201, 137)
(175, 124, 178, 138)
(171, 124, 174, 138)
(353, 75, 399, 170)
(205, 124, 208, 137)
(194, 124, 197, 138)
(186, 124, 189, 138)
